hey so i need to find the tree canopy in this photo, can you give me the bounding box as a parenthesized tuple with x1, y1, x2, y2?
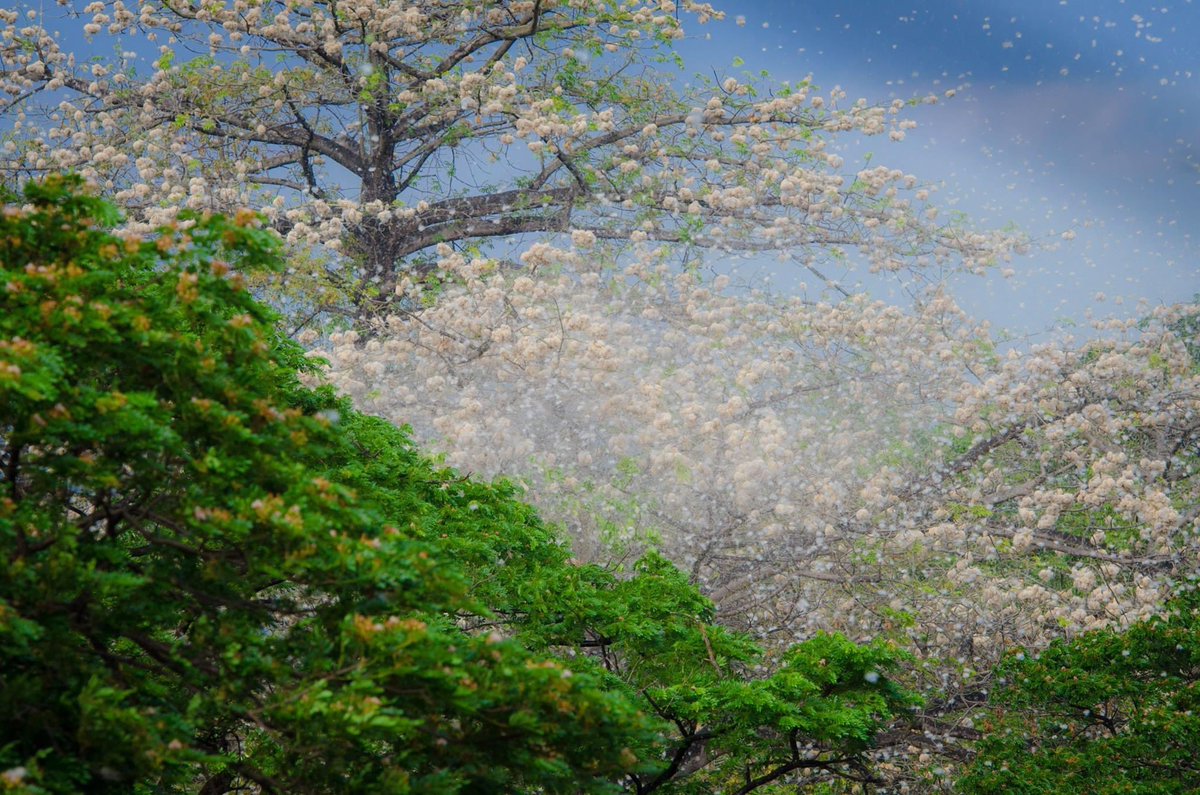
(321, 226, 1200, 776)
(960, 582, 1200, 795)
(0, 177, 918, 793)
(0, 0, 1018, 315)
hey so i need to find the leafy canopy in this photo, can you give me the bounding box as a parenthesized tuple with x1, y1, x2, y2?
(960, 583, 1200, 795)
(0, 177, 916, 794)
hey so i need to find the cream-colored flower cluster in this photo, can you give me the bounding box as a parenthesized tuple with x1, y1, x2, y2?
(323, 243, 1197, 711)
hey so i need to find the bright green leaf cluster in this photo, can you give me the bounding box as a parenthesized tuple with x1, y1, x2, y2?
(0, 177, 658, 793)
(0, 178, 915, 794)
(961, 583, 1200, 795)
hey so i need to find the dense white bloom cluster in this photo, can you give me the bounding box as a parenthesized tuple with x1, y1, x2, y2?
(322, 245, 1199, 676)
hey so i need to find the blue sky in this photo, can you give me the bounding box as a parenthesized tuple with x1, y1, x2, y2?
(676, 0, 1200, 336)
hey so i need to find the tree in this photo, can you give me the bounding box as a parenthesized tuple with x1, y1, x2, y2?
(959, 581, 1200, 794)
(0, 0, 1018, 316)
(320, 234, 1200, 785)
(0, 177, 917, 793)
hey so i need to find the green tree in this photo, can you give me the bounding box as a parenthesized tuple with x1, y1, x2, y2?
(0, 176, 662, 793)
(960, 582, 1200, 795)
(0, 178, 915, 793)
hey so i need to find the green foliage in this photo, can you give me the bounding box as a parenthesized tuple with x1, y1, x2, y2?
(0, 178, 654, 793)
(0, 178, 914, 794)
(961, 583, 1200, 795)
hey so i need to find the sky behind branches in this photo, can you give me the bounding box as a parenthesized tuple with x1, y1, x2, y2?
(678, 0, 1199, 337)
(15, 0, 1198, 337)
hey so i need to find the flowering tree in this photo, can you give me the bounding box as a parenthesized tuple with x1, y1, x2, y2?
(320, 240, 1200, 785)
(5, 0, 1195, 788)
(1, 0, 1016, 316)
